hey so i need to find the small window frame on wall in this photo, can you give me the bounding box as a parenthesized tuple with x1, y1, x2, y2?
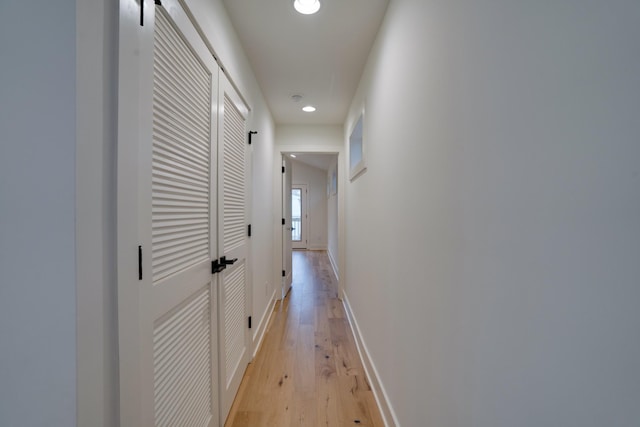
(349, 107, 367, 181)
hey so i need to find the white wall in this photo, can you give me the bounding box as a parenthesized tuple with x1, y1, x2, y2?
(345, 1, 640, 426)
(76, 1, 119, 426)
(292, 160, 328, 250)
(276, 125, 343, 151)
(0, 2, 77, 426)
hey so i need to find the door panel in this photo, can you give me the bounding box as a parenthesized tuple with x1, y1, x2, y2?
(282, 156, 293, 297)
(223, 261, 247, 378)
(153, 287, 213, 427)
(217, 73, 251, 423)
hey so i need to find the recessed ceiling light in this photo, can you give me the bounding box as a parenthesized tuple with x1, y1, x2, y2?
(302, 105, 316, 112)
(294, 0, 321, 15)
(290, 154, 297, 158)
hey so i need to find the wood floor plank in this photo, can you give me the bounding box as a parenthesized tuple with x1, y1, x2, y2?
(225, 251, 385, 427)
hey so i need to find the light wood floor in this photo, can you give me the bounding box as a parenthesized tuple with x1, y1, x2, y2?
(225, 250, 384, 427)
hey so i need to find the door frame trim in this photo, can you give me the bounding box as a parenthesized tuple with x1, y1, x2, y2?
(273, 148, 344, 299)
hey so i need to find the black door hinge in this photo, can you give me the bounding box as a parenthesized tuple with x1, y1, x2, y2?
(138, 245, 143, 280)
(282, 270, 286, 277)
(141, 0, 163, 26)
(247, 224, 252, 237)
(248, 316, 252, 329)
(282, 218, 285, 225)
(282, 166, 285, 173)
(248, 131, 257, 145)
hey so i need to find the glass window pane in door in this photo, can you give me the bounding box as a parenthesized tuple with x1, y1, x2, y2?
(291, 188, 301, 241)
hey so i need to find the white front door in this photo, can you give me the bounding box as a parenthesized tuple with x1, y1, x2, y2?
(291, 184, 308, 249)
(282, 156, 293, 297)
(117, 1, 220, 426)
(217, 72, 251, 424)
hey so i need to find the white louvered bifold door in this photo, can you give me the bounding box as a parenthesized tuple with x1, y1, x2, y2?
(148, 3, 219, 427)
(217, 73, 251, 424)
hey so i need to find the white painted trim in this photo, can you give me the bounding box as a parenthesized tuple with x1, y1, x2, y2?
(252, 289, 277, 359)
(307, 245, 328, 251)
(327, 249, 339, 282)
(77, 1, 116, 425)
(342, 293, 399, 427)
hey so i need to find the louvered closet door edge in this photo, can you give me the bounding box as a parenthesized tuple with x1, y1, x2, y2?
(217, 73, 249, 308)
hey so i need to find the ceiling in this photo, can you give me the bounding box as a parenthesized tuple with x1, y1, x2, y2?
(223, 0, 389, 125)
(287, 152, 337, 171)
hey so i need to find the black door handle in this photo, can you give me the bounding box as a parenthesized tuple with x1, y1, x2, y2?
(212, 259, 225, 274)
(220, 256, 238, 265)
(212, 256, 239, 274)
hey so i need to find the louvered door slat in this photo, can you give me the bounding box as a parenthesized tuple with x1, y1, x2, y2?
(153, 288, 211, 427)
(154, 296, 208, 397)
(154, 24, 209, 97)
(152, 157, 209, 183)
(153, 142, 208, 172)
(153, 122, 210, 164)
(154, 91, 210, 138)
(152, 126, 209, 173)
(154, 63, 210, 112)
(223, 262, 246, 385)
(152, 7, 211, 284)
(222, 94, 246, 253)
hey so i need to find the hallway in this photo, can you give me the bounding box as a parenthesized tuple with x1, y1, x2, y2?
(225, 251, 384, 426)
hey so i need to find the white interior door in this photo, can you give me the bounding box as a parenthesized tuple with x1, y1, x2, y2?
(282, 156, 293, 297)
(118, 1, 220, 426)
(291, 184, 308, 250)
(217, 72, 251, 424)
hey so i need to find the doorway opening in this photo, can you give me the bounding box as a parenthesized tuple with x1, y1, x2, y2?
(280, 151, 340, 299)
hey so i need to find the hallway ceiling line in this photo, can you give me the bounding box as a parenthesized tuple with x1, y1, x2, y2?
(223, 0, 389, 125)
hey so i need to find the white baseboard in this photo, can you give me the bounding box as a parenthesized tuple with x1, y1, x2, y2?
(342, 293, 399, 427)
(251, 289, 277, 359)
(327, 249, 339, 281)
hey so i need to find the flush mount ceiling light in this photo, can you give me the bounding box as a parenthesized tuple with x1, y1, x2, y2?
(294, 0, 321, 15)
(302, 105, 316, 112)
(290, 154, 297, 158)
